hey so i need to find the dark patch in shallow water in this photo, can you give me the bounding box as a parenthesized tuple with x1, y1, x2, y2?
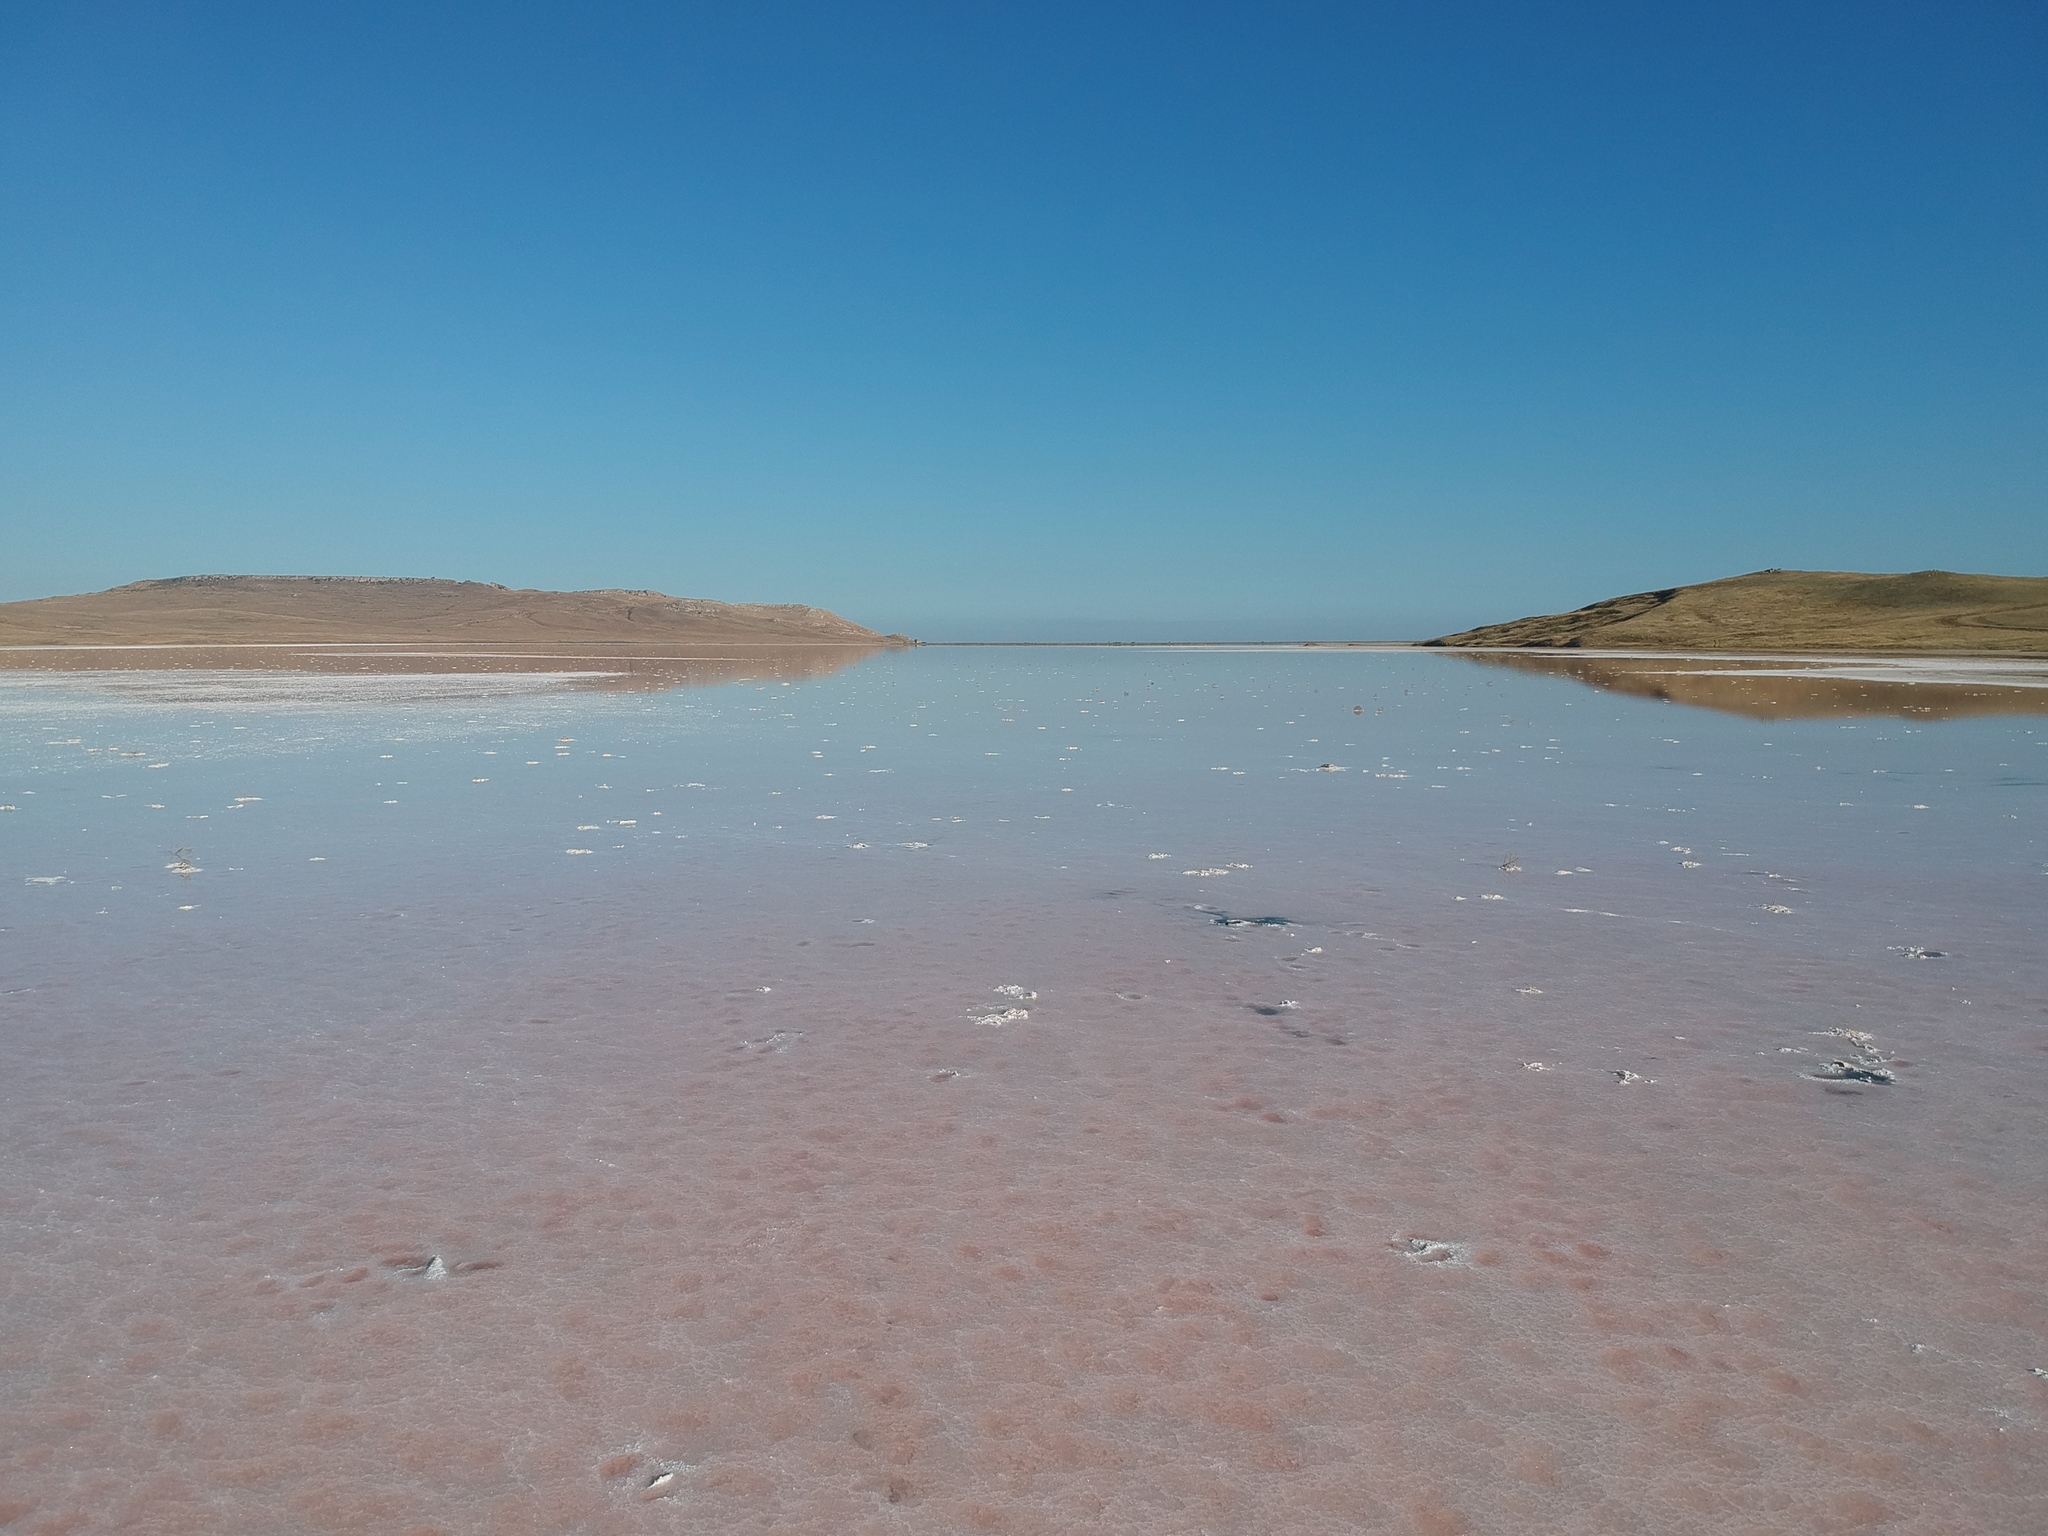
(1810, 1060, 1896, 1085)
(1195, 905, 1293, 929)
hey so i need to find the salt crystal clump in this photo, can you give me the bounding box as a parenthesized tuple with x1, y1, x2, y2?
(1392, 1236, 1472, 1265)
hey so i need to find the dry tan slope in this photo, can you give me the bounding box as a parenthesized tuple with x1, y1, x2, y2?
(1426, 569, 2048, 654)
(0, 576, 911, 647)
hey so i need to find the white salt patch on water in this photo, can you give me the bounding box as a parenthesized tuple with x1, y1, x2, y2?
(1394, 1236, 1474, 1266)
(1620, 655, 2048, 690)
(0, 668, 621, 710)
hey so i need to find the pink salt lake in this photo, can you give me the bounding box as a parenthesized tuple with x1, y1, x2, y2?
(2, 648, 2044, 1535)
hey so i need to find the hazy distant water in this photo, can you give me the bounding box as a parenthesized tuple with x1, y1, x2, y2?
(2, 648, 2044, 1535)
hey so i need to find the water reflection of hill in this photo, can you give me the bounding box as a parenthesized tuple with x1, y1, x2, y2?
(0, 642, 888, 694)
(1455, 651, 2048, 720)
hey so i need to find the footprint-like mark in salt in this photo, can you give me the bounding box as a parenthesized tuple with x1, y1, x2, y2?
(1392, 1236, 1473, 1266)
(1248, 1003, 1345, 1044)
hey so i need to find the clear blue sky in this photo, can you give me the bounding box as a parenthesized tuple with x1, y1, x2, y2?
(3, 2, 2042, 639)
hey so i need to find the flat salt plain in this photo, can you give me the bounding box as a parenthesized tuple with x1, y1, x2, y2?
(1, 646, 2044, 1535)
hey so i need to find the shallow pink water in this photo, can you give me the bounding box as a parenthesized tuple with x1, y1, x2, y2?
(3, 652, 2044, 1533)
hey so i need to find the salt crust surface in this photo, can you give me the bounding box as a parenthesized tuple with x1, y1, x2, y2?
(1, 649, 2044, 1534)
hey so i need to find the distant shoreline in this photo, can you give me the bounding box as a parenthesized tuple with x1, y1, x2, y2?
(5, 567, 2043, 658)
(8, 638, 2048, 661)
(913, 640, 1415, 648)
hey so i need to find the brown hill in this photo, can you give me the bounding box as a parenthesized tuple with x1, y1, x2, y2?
(1425, 569, 2048, 654)
(0, 575, 910, 648)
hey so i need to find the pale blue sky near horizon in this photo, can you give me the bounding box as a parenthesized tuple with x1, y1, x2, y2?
(3, 1, 2043, 641)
